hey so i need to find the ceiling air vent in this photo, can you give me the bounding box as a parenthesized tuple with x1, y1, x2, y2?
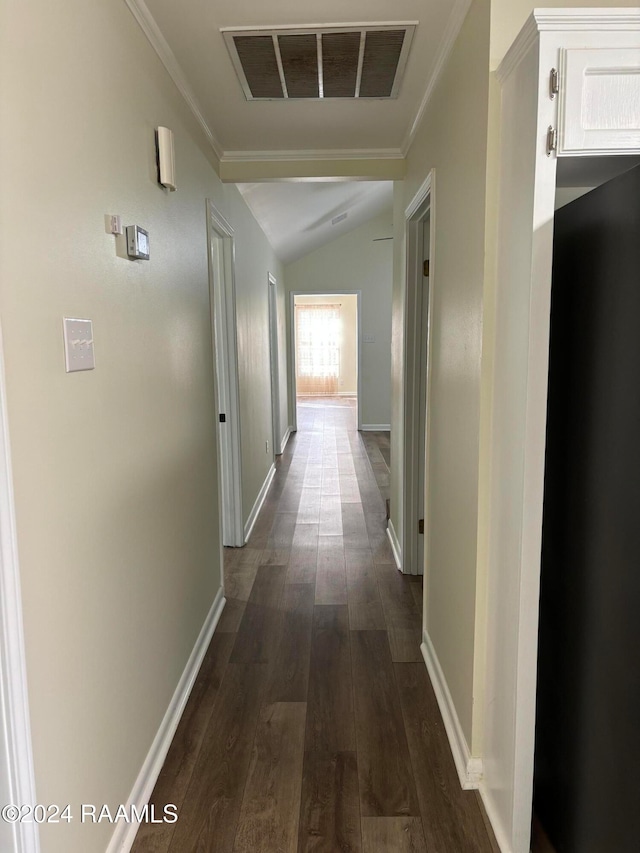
(222, 23, 416, 101)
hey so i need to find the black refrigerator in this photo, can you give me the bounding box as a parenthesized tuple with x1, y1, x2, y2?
(535, 163, 640, 852)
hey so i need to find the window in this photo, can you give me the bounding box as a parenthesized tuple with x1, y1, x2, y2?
(295, 303, 341, 395)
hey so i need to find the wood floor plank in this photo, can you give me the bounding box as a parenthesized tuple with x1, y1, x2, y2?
(288, 522, 319, 583)
(319, 493, 343, 536)
(315, 536, 347, 605)
(375, 563, 422, 663)
(224, 564, 259, 602)
(131, 632, 236, 853)
(166, 663, 269, 853)
(345, 547, 386, 631)
(321, 468, 341, 496)
(233, 702, 307, 853)
(409, 578, 424, 613)
(351, 631, 420, 818)
(342, 504, 371, 549)
(305, 605, 356, 752)
(266, 583, 315, 703)
(230, 565, 287, 663)
(268, 512, 299, 549)
(360, 817, 427, 852)
(297, 752, 362, 853)
(217, 597, 247, 633)
(395, 662, 498, 852)
(298, 487, 322, 523)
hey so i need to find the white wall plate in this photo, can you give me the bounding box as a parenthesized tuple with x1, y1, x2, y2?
(63, 318, 95, 372)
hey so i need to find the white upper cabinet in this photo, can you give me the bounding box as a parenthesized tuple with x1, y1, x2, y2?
(558, 47, 640, 156)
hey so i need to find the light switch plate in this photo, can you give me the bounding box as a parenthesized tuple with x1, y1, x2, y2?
(63, 318, 95, 372)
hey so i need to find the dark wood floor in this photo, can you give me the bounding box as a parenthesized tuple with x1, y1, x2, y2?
(132, 397, 499, 853)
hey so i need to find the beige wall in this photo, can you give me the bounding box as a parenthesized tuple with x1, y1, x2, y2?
(390, 0, 490, 748)
(294, 294, 358, 395)
(0, 1, 279, 851)
(285, 212, 393, 428)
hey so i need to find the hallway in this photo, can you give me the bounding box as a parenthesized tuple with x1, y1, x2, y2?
(132, 398, 497, 852)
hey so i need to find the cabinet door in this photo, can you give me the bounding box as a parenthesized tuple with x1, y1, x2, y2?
(558, 47, 640, 155)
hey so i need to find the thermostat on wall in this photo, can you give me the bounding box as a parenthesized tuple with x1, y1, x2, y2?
(126, 225, 150, 260)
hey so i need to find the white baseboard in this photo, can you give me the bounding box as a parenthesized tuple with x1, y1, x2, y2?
(106, 587, 226, 853)
(279, 426, 293, 455)
(420, 631, 483, 790)
(360, 424, 391, 431)
(386, 520, 402, 571)
(478, 784, 511, 853)
(244, 463, 276, 542)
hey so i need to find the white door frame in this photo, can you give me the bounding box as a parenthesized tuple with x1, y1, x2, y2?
(206, 201, 244, 547)
(267, 273, 281, 455)
(0, 325, 40, 853)
(401, 171, 436, 577)
(289, 291, 362, 431)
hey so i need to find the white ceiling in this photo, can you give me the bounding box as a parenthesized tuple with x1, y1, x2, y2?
(135, 0, 466, 157)
(238, 180, 393, 264)
(129, 0, 466, 262)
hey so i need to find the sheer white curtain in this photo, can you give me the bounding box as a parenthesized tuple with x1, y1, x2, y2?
(295, 304, 341, 395)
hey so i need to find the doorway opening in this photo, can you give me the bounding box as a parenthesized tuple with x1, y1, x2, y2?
(290, 292, 361, 432)
(207, 201, 244, 547)
(398, 171, 435, 578)
(532, 159, 640, 853)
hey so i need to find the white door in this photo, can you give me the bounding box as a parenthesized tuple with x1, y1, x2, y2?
(417, 216, 430, 574)
(207, 203, 244, 547)
(267, 274, 280, 456)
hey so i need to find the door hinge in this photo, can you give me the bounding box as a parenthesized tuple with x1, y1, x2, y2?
(546, 126, 557, 157)
(423, 259, 430, 278)
(219, 413, 226, 423)
(549, 67, 559, 99)
(418, 519, 424, 535)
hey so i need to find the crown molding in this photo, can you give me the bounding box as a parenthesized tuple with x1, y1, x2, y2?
(496, 8, 640, 84)
(220, 147, 404, 163)
(124, 0, 224, 160)
(534, 8, 640, 30)
(401, 0, 472, 155)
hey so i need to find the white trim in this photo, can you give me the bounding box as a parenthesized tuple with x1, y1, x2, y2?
(421, 632, 483, 790)
(220, 148, 404, 163)
(402, 171, 436, 577)
(106, 587, 226, 853)
(123, 0, 223, 159)
(0, 323, 40, 853)
(279, 426, 293, 455)
(220, 21, 420, 34)
(244, 464, 276, 542)
(360, 424, 390, 431)
(478, 785, 513, 853)
(405, 173, 434, 220)
(267, 273, 281, 464)
(534, 8, 640, 31)
(207, 201, 244, 547)
(386, 520, 402, 571)
(401, 0, 472, 154)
